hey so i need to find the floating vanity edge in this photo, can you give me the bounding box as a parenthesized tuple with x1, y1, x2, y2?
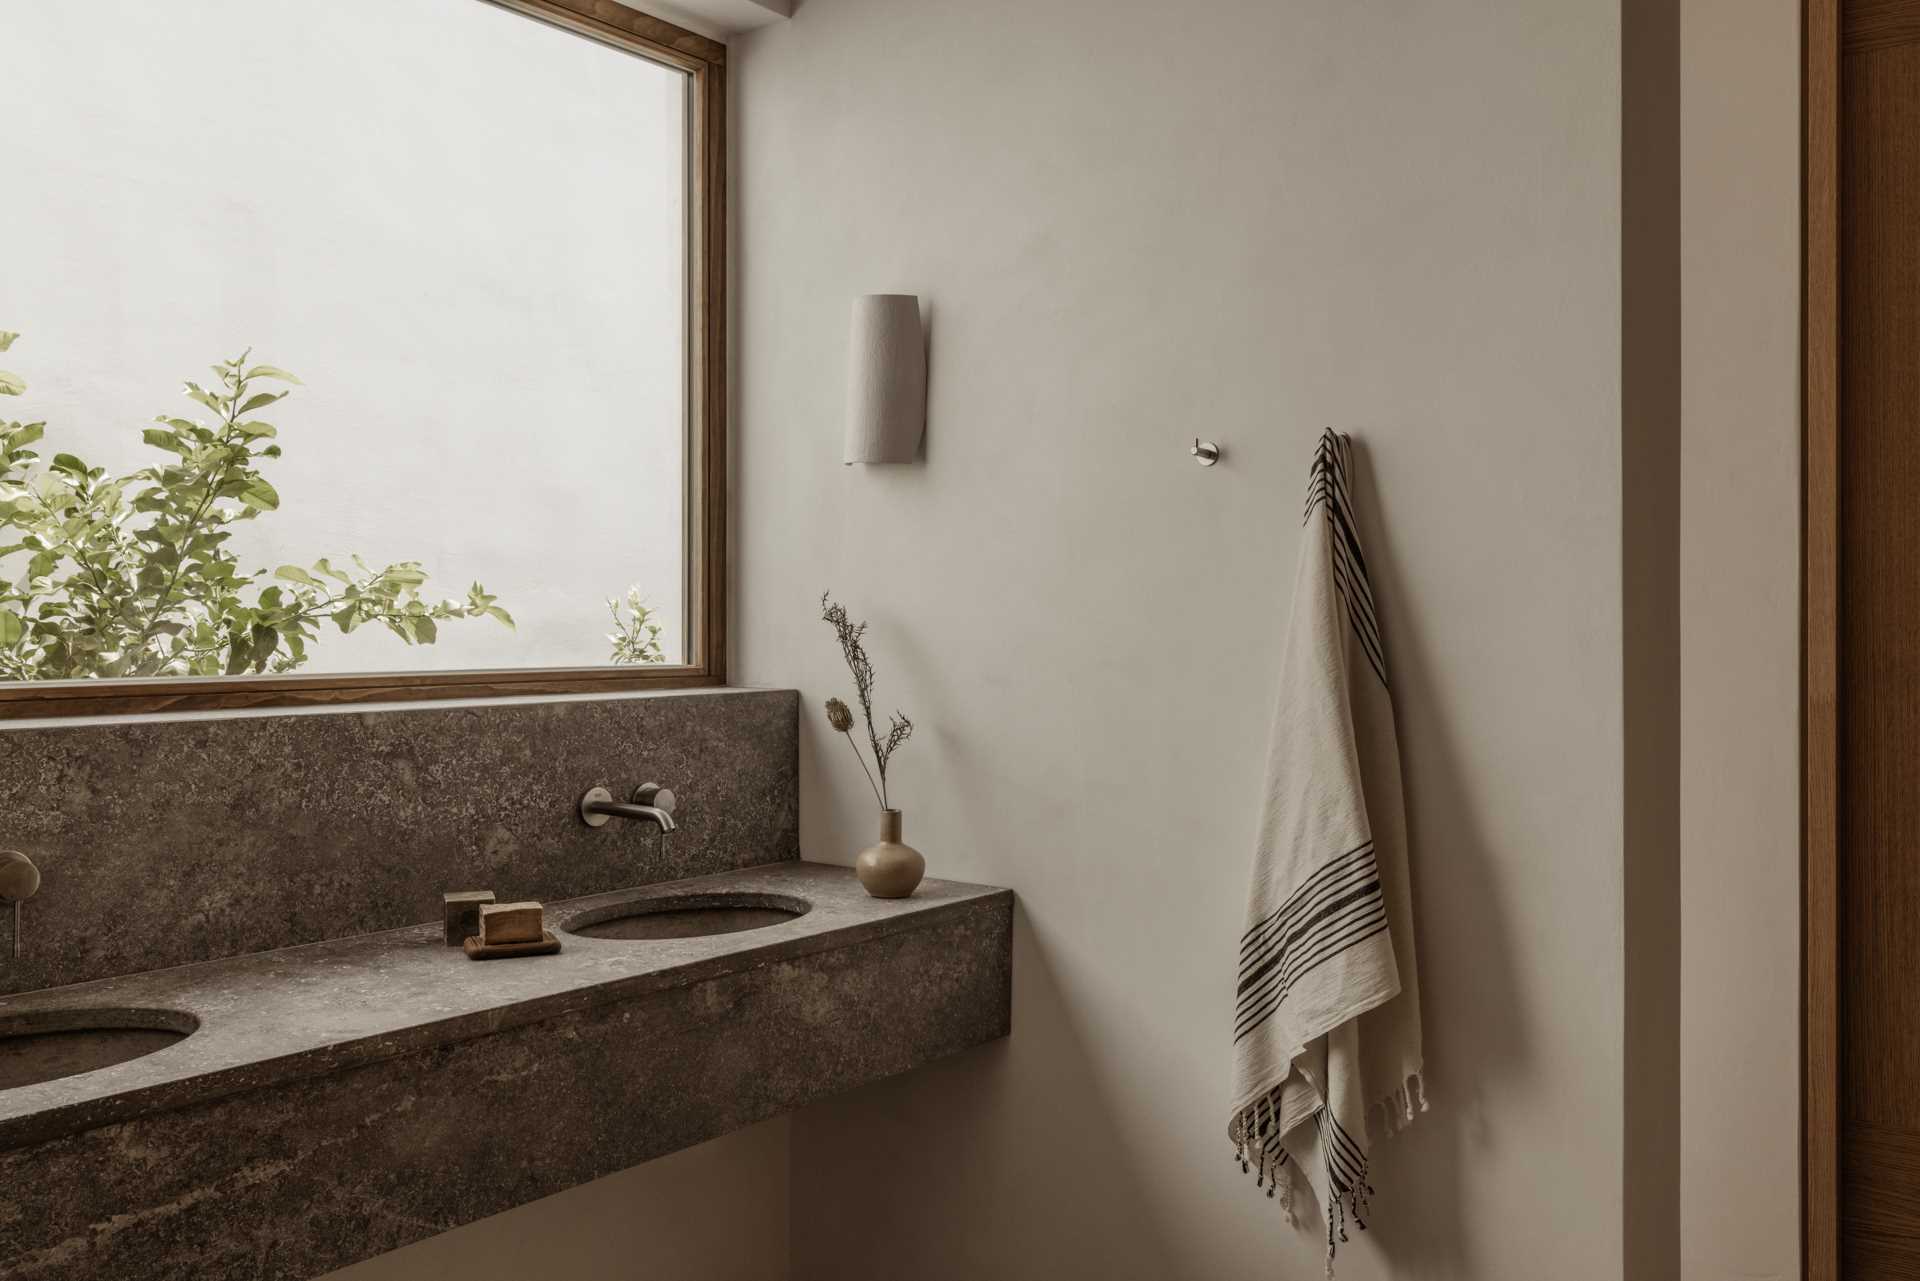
(0, 862, 1014, 1281)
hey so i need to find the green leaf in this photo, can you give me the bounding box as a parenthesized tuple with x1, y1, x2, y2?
(224, 633, 252, 675)
(274, 564, 320, 586)
(411, 615, 437, 644)
(0, 332, 18, 352)
(141, 428, 187, 454)
(236, 391, 285, 416)
(0, 611, 20, 646)
(0, 372, 24, 397)
(485, 605, 515, 629)
(232, 421, 277, 439)
(243, 364, 301, 384)
(239, 479, 280, 511)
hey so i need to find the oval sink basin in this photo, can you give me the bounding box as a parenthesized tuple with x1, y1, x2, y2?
(0, 1009, 198, 1091)
(563, 892, 810, 941)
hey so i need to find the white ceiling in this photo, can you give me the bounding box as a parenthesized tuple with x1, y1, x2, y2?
(639, 0, 792, 39)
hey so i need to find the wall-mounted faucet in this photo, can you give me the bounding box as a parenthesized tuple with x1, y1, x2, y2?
(579, 784, 678, 834)
(0, 850, 39, 960)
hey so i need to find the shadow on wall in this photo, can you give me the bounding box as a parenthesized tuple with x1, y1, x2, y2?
(790, 915, 1186, 1279)
(1347, 437, 1535, 1279)
(791, 438, 1536, 1280)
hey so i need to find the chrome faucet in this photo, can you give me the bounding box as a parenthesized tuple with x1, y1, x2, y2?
(579, 784, 678, 834)
(0, 850, 39, 960)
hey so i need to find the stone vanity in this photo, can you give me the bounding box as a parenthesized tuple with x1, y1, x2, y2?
(0, 690, 1014, 1279)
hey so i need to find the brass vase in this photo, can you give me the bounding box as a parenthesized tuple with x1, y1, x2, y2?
(855, 809, 925, 898)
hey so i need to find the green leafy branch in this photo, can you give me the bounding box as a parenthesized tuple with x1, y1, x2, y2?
(0, 334, 511, 680)
(607, 586, 666, 665)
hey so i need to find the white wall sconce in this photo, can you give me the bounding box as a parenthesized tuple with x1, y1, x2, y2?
(844, 294, 926, 464)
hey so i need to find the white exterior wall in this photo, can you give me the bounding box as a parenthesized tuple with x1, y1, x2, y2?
(2, 0, 688, 672)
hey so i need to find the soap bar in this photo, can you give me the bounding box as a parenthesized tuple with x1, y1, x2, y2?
(465, 930, 561, 961)
(480, 901, 544, 945)
(443, 890, 495, 947)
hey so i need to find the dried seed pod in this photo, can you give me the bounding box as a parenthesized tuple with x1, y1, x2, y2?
(825, 696, 855, 732)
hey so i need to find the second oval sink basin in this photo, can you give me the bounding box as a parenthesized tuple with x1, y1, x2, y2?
(0, 1009, 197, 1092)
(563, 892, 810, 941)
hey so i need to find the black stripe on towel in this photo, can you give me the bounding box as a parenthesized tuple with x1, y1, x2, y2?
(1301, 430, 1389, 688)
(1236, 874, 1384, 1002)
(1319, 1110, 1367, 1193)
(1233, 911, 1390, 1044)
(1233, 840, 1391, 1044)
(1238, 841, 1376, 955)
(1234, 872, 1383, 1005)
(1315, 1107, 1375, 1257)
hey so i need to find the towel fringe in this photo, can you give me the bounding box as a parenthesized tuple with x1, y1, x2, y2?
(1324, 1144, 1374, 1275)
(1229, 1091, 1299, 1223)
(1318, 1075, 1424, 1274)
(1367, 1071, 1430, 1141)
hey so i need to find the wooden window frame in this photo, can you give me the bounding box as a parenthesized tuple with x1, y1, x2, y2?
(0, 0, 727, 720)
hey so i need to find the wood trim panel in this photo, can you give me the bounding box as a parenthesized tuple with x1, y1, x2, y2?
(1806, 0, 1843, 1276)
(1844, 1126, 1920, 1274)
(693, 56, 729, 684)
(0, 669, 717, 719)
(1846, 0, 1920, 52)
(0, 0, 729, 720)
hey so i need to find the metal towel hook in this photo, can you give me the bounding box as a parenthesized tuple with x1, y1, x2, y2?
(1191, 438, 1221, 467)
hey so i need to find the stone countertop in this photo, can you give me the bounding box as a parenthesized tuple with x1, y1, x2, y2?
(0, 861, 1010, 1153)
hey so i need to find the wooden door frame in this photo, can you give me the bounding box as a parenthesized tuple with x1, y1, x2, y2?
(1803, 0, 1840, 1276)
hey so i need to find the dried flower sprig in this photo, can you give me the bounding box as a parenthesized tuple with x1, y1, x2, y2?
(824, 695, 883, 808)
(821, 593, 914, 810)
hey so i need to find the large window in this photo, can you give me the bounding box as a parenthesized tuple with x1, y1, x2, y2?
(0, 0, 726, 717)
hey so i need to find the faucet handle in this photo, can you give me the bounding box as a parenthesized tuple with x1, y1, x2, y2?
(580, 786, 617, 828)
(0, 852, 36, 962)
(631, 783, 676, 816)
(0, 851, 38, 903)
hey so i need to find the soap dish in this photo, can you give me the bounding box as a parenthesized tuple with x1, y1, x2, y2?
(463, 930, 561, 960)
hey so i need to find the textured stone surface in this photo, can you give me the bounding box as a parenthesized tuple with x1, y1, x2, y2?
(0, 863, 1014, 1281)
(0, 861, 1002, 1149)
(0, 689, 798, 995)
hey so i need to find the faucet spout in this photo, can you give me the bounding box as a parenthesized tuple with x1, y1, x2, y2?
(578, 785, 679, 833)
(584, 799, 678, 833)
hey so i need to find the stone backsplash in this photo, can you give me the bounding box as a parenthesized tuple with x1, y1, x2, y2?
(0, 689, 798, 995)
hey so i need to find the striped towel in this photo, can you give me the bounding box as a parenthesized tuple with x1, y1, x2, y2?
(1229, 431, 1426, 1274)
